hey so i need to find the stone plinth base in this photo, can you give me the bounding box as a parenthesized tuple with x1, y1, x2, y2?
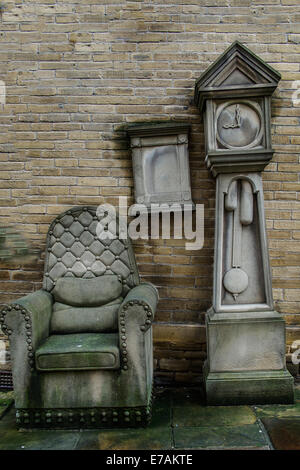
(204, 365, 294, 405)
(204, 309, 294, 405)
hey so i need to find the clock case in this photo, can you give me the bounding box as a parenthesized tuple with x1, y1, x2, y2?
(194, 41, 281, 177)
(194, 42, 294, 405)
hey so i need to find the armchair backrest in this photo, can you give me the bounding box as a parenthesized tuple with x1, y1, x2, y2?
(43, 206, 140, 296)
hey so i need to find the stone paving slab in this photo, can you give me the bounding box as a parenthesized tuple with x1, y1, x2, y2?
(0, 427, 80, 451)
(173, 424, 268, 449)
(0, 391, 14, 419)
(261, 417, 300, 450)
(150, 388, 172, 428)
(173, 404, 257, 427)
(170, 387, 206, 407)
(0, 406, 16, 430)
(0, 385, 299, 450)
(75, 390, 173, 450)
(0, 407, 80, 450)
(253, 403, 300, 419)
(75, 427, 172, 450)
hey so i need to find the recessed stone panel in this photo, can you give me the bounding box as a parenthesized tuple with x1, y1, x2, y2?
(127, 122, 194, 209)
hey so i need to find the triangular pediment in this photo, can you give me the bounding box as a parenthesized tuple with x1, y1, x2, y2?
(194, 41, 281, 110)
(213, 57, 265, 87)
(220, 68, 254, 87)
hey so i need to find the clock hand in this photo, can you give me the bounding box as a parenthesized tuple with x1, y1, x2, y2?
(235, 104, 241, 128)
(223, 122, 237, 129)
(222, 104, 241, 129)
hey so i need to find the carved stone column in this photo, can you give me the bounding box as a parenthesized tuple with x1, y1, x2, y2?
(194, 41, 294, 405)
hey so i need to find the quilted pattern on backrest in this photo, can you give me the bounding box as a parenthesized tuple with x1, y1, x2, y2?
(43, 206, 140, 296)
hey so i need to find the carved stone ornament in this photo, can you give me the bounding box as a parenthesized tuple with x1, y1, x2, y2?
(195, 40, 282, 176)
(195, 41, 294, 406)
(127, 122, 194, 210)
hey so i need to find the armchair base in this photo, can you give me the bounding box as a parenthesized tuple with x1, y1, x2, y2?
(15, 395, 153, 429)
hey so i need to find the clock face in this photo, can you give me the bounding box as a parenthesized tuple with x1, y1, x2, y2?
(216, 101, 263, 150)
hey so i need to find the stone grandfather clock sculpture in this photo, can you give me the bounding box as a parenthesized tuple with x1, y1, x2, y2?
(194, 41, 294, 404)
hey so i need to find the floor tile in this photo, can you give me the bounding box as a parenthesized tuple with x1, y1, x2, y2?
(261, 418, 300, 450)
(173, 405, 257, 427)
(151, 389, 172, 427)
(0, 408, 16, 430)
(253, 403, 300, 419)
(170, 387, 205, 407)
(0, 386, 299, 450)
(75, 392, 172, 450)
(0, 391, 14, 419)
(173, 424, 268, 449)
(0, 401, 172, 451)
(0, 391, 14, 406)
(0, 408, 80, 450)
(76, 427, 172, 450)
(0, 429, 80, 450)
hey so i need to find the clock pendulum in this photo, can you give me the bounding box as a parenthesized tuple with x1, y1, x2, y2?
(223, 179, 253, 300)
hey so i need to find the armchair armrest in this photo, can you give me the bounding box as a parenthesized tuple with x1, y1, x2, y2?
(118, 283, 158, 375)
(0, 289, 53, 408)
(119, 282, 159, 331)
(1, 289, 53, 352)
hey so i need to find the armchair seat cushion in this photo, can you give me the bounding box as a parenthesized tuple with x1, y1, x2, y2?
(50, 297, 122, 334)
(35, 333, 120, 371)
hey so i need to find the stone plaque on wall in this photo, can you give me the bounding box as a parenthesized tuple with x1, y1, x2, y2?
(127, 122, 194, 209)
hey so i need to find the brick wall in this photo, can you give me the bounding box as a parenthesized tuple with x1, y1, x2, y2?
(0, 0, 299, 383)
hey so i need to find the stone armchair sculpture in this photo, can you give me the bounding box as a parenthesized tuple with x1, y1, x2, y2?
(0, 206, 158, 428)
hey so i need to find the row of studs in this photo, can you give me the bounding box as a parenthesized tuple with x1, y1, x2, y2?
(16, 407, 151, 427)
(119, 300, 153, 371)
(0, 304, 34, 371)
